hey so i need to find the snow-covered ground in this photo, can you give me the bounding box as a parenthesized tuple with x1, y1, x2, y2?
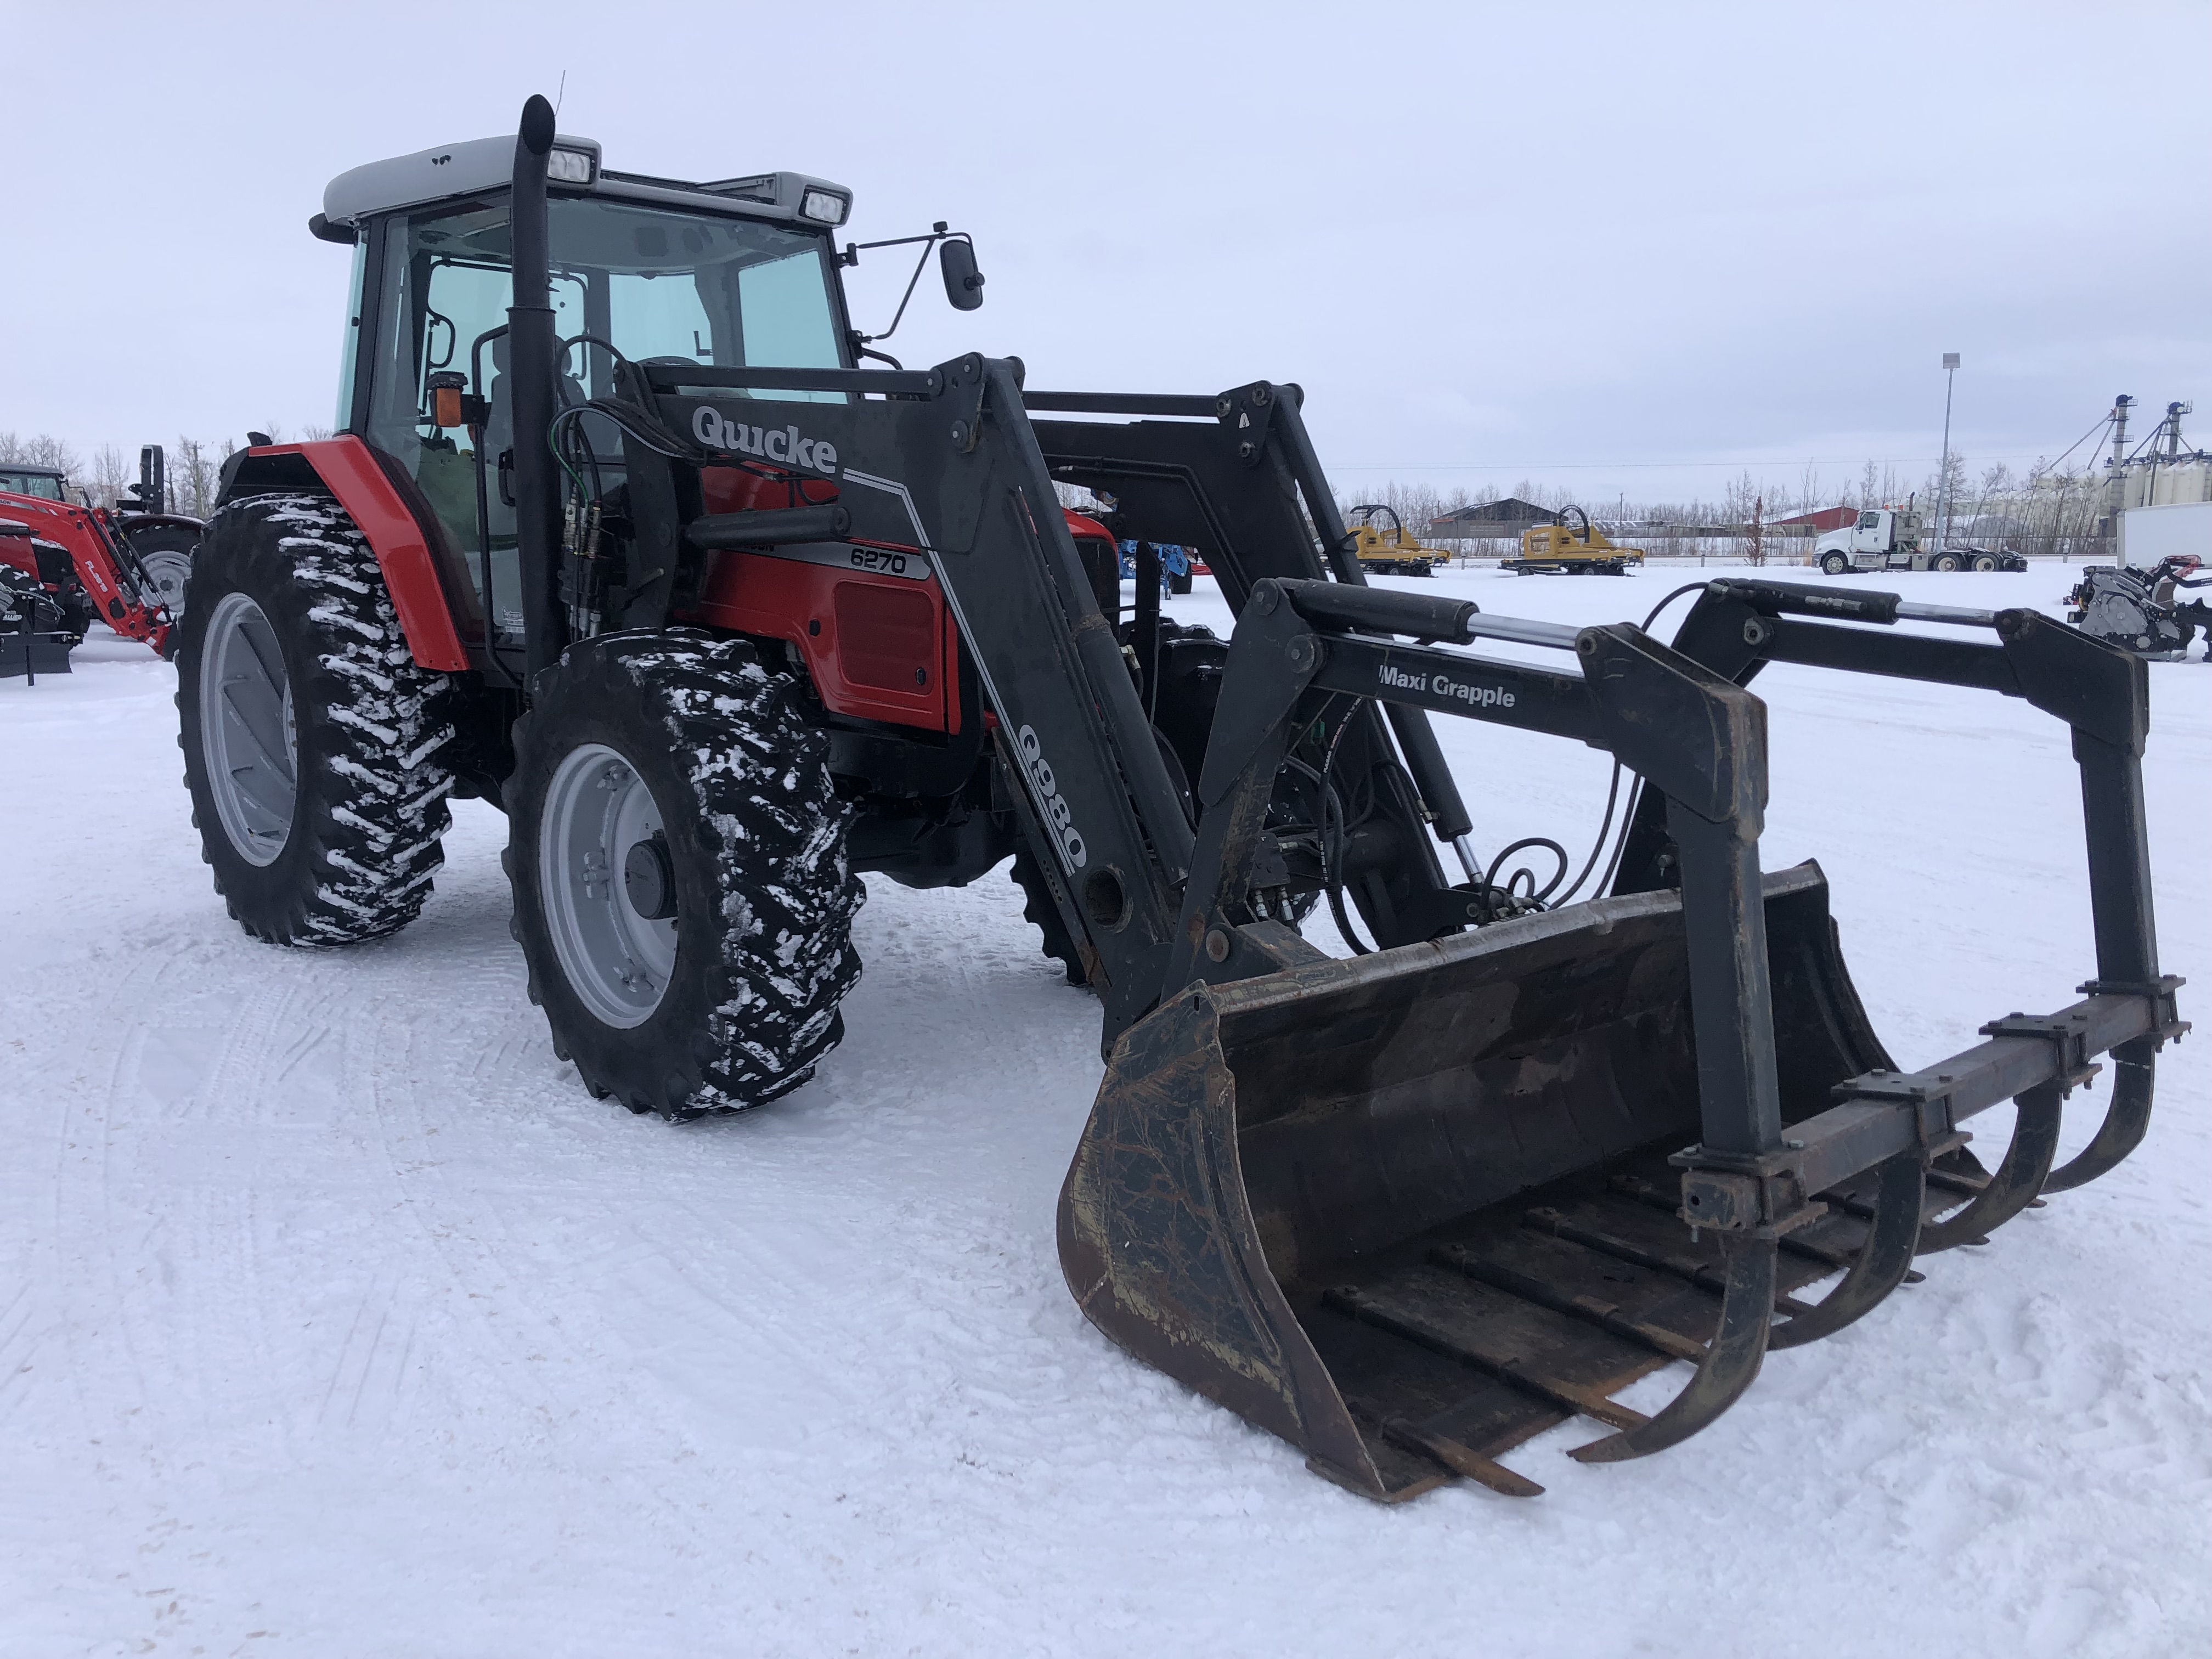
(2, 564, 2206, 1658)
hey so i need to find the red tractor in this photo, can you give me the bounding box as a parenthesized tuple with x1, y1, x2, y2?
(0, 447, 201, 653)
(171, 99, 2178, 1502)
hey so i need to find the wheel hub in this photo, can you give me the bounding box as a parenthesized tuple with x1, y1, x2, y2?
(624, 834, 677, 920)
(199, 591, 297, 866)
(539, 744, 679, 1028)
(139, 547, 193, 618)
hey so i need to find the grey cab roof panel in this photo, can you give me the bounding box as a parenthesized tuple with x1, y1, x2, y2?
(320, 132, 852, 230)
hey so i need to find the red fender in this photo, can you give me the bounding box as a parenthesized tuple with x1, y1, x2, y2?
(228, 437, 470, 672)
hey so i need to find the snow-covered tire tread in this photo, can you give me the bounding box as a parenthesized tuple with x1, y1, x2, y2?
(177, 492, 455, 946)
(507, 634, 864, 1119)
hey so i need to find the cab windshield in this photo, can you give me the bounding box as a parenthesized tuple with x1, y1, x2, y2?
(360, 194, 847, 639)
(1, 472, 67, 501)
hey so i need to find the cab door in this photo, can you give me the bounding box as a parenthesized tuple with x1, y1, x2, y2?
(359, 200, 584, 652)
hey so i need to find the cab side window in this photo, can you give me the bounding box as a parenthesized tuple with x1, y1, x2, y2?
(362, 203, 583, 637)
(364, 200, 515, 573)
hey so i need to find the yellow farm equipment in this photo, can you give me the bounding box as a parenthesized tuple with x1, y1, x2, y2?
(1347, 504, 1441, 577)
(1505, 506, 1645, 575)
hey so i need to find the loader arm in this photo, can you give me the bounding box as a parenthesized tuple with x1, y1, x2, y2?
(1026, 386, 1476, 943)
(627, 356, 1210, 1040)
(624, 358, 1484, 1043)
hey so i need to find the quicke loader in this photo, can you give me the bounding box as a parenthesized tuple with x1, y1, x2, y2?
(176, 99, 2184, 1499)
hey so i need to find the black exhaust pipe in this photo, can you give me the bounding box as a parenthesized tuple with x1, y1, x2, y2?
(138, 445, 166, 514)
(509, 94, 568, 682)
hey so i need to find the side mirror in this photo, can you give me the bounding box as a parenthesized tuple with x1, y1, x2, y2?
(940, 239, 985, 312)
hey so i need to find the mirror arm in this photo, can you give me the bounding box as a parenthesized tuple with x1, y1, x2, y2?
(864, 241, 939, 345)
(843, 222, 973, 345)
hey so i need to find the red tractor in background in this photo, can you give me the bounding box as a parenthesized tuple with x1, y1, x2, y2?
(0, 446, 202, 654)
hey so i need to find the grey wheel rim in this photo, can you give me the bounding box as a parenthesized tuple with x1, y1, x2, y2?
(139, 547, 193, 618)
(540, 742, 678, 1029)
(200, 591, 297, 866)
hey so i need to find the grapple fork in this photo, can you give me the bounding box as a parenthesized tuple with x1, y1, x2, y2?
(1058, 577, 2184, 1499)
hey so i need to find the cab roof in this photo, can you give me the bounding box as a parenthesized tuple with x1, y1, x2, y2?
(320, 132, 853, 233)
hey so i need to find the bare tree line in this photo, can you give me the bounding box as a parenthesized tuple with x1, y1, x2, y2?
(1339, 452, 2117, 563)
(0, 426, 331, 515)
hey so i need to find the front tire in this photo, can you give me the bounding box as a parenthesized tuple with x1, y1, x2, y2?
(176, 493, 456, 945)
(1012, 842, 1088, 986)
(1820, 552, 1850, 575)
(506, 634, 865, 1118)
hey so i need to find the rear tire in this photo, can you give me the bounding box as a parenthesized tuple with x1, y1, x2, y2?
(1931, 551, 1962, 572)
(505, 634, 865, 1118)
(1970, 552, 1998, 572)
(176, 493, 456, 945)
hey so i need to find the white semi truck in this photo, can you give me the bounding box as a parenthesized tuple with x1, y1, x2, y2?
(1811, 506, 2026, 575)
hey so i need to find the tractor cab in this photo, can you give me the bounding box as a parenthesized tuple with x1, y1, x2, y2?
(0, 465, 71, 503)
(313, 135, 861, 648)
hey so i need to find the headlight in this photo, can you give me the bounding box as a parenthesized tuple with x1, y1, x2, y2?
(800, 188, 849, 226)
(547, 147, 595, 185)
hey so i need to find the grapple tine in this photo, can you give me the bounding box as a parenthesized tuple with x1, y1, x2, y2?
(1327, 1283, 1651, 1430)
(1566, 1235, 1776, 1464)
(1434, 1244, 1709, 1363)
(1383, 1419, 1545, 1497)
(1917, 1080, 2063, 1254)
(2039, 1038, 2155, 1193)
(1523, 1205, 1825, 1318)
(1767, 1150, 1923, 1350)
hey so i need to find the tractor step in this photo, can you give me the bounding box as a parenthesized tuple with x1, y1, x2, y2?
(1299, 1144, 1973, 1497)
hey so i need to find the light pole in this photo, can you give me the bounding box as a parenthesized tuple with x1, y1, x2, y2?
(1936, 351, 1960, 551)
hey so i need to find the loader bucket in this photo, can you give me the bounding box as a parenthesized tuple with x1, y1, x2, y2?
(1058, 861, 1951, 1500)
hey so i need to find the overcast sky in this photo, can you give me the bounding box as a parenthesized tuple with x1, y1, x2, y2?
(8, 1, 2206, 507)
